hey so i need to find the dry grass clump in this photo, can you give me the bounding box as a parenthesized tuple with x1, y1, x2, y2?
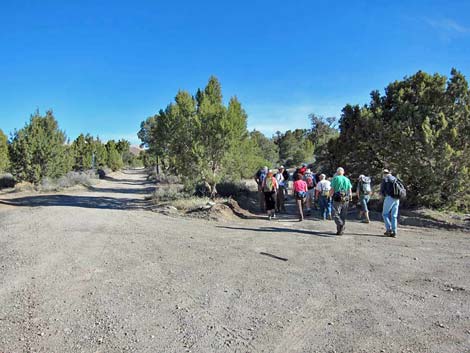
(14, 182, 35, 192)
(148, 170, 180, 184)
(40, 171, 98, 191)
(153, 184, 185, 201)
(170, 197, 212, 211)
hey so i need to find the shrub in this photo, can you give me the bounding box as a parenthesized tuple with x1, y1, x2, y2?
(40, 171, 98, 191)
(216, 181, 250, 198)
(9, 111, 71, 183)
(148, 171, 180, 184)
(0, 173, 15, 189)
(15, 182, 35, 192)
(153, 184, 185, 201)
(170, 197, 212, 211)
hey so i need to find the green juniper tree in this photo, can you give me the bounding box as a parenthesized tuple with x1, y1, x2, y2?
(138, 76, 263, 194)
(105, 140, 124, 171)
(9, 110, 70, 183)
(323, 69, 470, 211)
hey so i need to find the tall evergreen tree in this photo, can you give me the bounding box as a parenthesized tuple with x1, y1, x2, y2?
(9, 110, 70, 183)
(106, 140, 124, 171)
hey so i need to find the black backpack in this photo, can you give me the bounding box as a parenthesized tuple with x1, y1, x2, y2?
(391, 178, 406, 200)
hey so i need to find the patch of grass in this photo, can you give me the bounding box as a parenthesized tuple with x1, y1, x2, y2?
(40, 171, 98, 191)
(148, 171, 180, 184)
(153, 184, 186, 201)
(14, 182, 35, 192)
(170, 196, 212, 211)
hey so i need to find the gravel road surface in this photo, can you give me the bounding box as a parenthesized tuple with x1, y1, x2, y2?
(1, 170, 469, 353)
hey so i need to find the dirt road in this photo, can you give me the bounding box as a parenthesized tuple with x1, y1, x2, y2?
(1, 170, 469, 353)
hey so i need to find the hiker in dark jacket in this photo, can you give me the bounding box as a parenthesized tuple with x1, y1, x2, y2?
(380, 169, 400, 237)
(281, 166, 290, 197)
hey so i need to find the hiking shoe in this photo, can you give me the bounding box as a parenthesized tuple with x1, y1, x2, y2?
(384, 230, 391, 236)
(390, 231, 397, 238)
(336, 225, 344, 236)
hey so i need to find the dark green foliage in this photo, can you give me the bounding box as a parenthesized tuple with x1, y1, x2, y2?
(116, 139, 139, 167)
(275, 129, 313, 167)
(323, 69, 470, 211)
(249, 130, 278, 166)
(71, 134, 94, 170)
(71, 134, 110, 171)
(309, 115, 338, 149)
(9, 111, 71, 183)
(105, 140, 124, 171)
(0, 129, 9, 172)
(139, 76, 268, 193)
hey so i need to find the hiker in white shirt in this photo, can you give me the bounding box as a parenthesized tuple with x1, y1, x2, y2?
(315, 174, 332, 220)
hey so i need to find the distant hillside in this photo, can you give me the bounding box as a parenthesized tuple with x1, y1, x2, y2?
(129, 146, 143, 156)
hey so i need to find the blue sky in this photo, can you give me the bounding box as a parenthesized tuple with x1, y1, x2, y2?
(1, 0, 470, 144)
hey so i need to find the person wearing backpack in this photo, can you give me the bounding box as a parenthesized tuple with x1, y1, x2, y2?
(293, 173, 308, 221)
(329, 167, 352, 235)
(282, 166, 290, 198)
(275, 166, 286, 213)
(380, 169, 404, 237)
(315, 173, 332, 220)
(303, 168, 316, 213)
(262, 170, 278, 220)
(254, 166, 268, 212)
(356, 174, 372, 223)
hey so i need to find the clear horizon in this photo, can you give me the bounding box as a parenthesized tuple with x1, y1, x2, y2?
(1, 0, 470, 144)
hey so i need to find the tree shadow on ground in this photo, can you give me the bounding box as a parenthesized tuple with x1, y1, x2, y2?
(398, 210, 470, 231)
(217, 225, 336, 238)
(104, 176, 149, 184)
(87, 186, 155, 195)
(0, 194, 150, 211)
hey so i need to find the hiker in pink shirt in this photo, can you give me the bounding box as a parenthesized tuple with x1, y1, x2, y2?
(293, 173, 308, 221)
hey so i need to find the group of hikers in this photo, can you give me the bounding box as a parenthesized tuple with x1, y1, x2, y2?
(255, 165, 405, 237)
